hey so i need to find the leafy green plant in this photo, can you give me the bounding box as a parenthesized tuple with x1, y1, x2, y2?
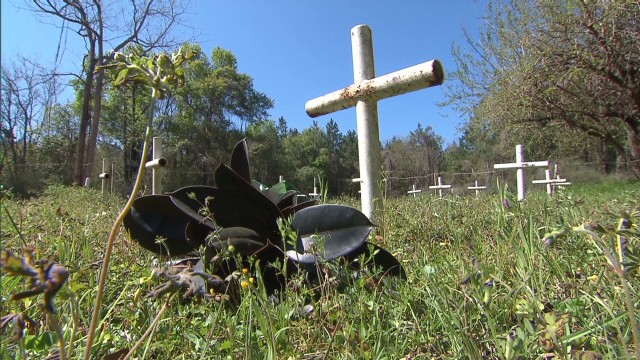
(83, 46, 198, 359)
(543, 209, 640, 359)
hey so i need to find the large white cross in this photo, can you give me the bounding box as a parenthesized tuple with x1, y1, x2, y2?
(305, 24, 444, 219)
(494, 144, 548, 201)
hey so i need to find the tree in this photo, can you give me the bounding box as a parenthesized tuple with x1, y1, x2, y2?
(34, 104, 80, 186)
(382, 124, 444, 196)
(282, 121, 331, 190)
(158, 45, 273, 189)
(1, 57, 59, 193)
(100, 46, 153, 186)
(247, 119, 284, 183)
(445, 0, 640, 179)
(28, 0, 189, 185)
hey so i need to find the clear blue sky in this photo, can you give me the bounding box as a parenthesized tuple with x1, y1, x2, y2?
(1, 1, 485, 145)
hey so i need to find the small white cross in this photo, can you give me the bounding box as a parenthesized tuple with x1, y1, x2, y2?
(144, 136, 167, 195)
(428, 176, 452, 198)
(467, 180, 486, 196)
(407, 184, 422, 198)
(493, 144, 548, 201)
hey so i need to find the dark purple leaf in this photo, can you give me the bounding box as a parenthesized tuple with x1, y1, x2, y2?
(213, 164, 283, 248)
(123, 195, 198, 256)
(346, 242, 406, 279)
(230, 139, 251, 182)
(288, 205, 373, 263)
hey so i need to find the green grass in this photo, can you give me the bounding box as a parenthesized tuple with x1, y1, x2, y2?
(1, 183, 638, 359)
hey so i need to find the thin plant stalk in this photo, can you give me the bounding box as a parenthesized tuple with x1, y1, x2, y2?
(122, 297, 170, 360)
(48, 313, 67, 360)
(574, 226, 640, 359)
(66, 293, 79, 358)
(83, 92, 158, 360)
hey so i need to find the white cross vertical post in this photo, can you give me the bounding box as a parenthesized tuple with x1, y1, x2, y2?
(552, 164, 572, 186)
(98, 158, 110, 195)
(309, 177, 320, 197)
(144, 136, 167, 195)
(305, 24, 444, 219)
(494, 144, 549, 201)
(110, 161, 115, 193)
(407, 184, 422, 198)
(428, 176, 451, 198)
(467, 180, 486, 196)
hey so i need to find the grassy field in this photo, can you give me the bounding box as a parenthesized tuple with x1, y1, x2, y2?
(1, 181, 638, 359)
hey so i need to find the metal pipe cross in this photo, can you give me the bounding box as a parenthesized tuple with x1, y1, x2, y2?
(467, 180, 486, 196)
(407, 184, 422, 198)
(305, 24, 444, 219)
(428, 176, 451, 198)
(144, 136, 167, 195)
(494, 144, 549, 201)
(532, 169, 566, 195)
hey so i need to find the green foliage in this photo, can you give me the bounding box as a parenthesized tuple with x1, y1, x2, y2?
(445, 0, 640, 179)
(382, 123, 445, 196)
(2, 181, 638, 359)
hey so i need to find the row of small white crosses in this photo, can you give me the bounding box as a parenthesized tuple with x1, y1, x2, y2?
(406, 179, 486, 197)
(85, 137, 165, 195)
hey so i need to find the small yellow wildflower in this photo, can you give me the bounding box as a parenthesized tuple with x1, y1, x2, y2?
(241, 280, 250, 289)
(249, 277, 255, 284)
(242, 268, 249, 275)
(209, 288, 215, 295)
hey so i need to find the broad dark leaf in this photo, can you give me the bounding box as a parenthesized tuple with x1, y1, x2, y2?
(123, 195, 197, 256)
(170, 186, 217, 228)
(274, 190, 297, 209)
(206, 227, 267, 256)
(230, 139, 251, 182)
(346, 242, 406, 279)
(289, 205, 373, 263)
(213, 164, 283, 248)
(281, 199, 317, 219)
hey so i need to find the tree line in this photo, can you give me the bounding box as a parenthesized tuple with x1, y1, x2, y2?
(2, 0, 638, 198)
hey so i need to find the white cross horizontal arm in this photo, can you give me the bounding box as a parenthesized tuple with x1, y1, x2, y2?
(553, 182, 572, 186)
(494, 161, 549, 169)
(305, 60, 444, 118)
(467, 185, 486, 189)
(532, 178, 566, 184)
(468, 180, 486, 196)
